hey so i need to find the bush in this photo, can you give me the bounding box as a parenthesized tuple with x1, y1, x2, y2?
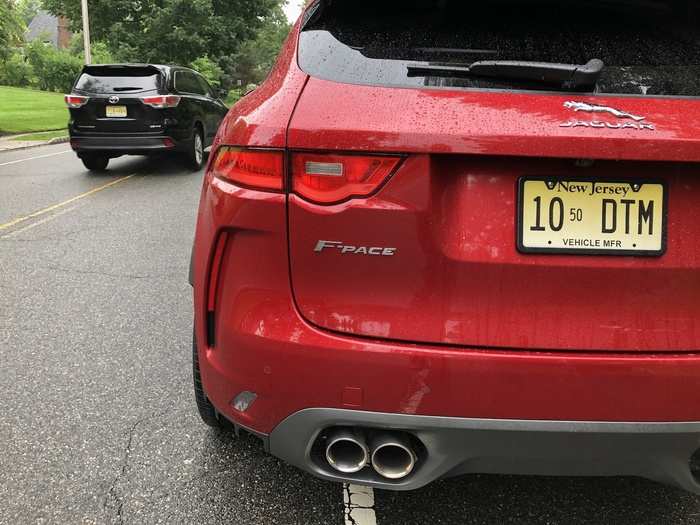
(0, 51, 34, 87)
(190, 56, 223, 88)
(90, 42, 114, 65)
(225, 87, 244, 106)
(68, 34, 114, 64)
(25, 40, 82, 92)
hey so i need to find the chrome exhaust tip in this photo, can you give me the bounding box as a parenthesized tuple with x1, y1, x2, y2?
(370, 434, 417, 480)
(325, 428, 369, 474)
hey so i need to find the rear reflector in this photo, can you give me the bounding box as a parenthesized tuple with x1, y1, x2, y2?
(206, 232, 228, 346)
(292, 153, 402, 204)
(211, 147, 284, 191)
(141, 95, 181, 108)
(65, 95, 89, 108)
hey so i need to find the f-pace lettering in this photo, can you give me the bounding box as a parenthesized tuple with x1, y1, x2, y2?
(314, 240, 397, 256)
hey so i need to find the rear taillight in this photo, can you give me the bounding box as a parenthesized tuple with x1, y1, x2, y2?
(141, 95, 181, 109)
(208, 148, 403, 203)
(291, 153, 402, 204)
(211, 147, 284, 191)
(65, 95, 89, 108)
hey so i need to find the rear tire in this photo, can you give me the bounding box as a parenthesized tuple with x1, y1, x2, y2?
(186, 126, 205, 171)
(193, 329, 223, 428)
(81, 155, 109, 171)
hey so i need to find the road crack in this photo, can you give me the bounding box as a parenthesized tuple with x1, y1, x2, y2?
(103, 413, 163, 524)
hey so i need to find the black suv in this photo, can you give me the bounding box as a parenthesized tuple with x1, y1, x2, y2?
(66, 64, 228, 171)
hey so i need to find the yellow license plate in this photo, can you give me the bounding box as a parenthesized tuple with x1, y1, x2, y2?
(106, 105, 127, 117)
(518, 178, 666, 256)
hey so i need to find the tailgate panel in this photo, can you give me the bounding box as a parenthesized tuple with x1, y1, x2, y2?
(289, 156, 700, 352)
(287, 82, 700, 353)
(74, 96, 162, 133)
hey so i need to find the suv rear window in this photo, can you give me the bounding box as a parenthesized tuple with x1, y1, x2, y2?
(299, 0, 700, 97)
(174, 71, 207, 96)
(74, 67, 162, 94)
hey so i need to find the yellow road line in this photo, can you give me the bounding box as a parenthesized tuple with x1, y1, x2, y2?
(1, 205, 80, 239)
(0, 175, 135, 232)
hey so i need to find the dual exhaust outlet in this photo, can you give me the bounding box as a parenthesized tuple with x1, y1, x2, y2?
(324, 428, 417, 480)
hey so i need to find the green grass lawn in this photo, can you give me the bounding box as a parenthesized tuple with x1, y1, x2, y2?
(0, 86, 69, 134)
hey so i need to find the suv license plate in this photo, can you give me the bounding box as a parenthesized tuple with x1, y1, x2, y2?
(517, 177, 666, 256)
(106, 105, 127, 117)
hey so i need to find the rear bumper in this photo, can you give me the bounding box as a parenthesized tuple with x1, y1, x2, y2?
(269, 409, 700, 493)
(202, 315, 700, 492)
(69, 134, 180, 155)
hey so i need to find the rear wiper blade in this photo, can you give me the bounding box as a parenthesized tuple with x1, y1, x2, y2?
(113, 87, 142, 92)
(407, 59, 605, 89)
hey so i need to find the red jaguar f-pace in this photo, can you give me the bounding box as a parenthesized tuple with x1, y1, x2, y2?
(191, 0, 700, 492)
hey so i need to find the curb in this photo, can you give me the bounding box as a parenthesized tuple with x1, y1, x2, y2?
(0, 136, 70, 153)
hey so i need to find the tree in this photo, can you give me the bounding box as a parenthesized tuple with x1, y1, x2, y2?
(42, 0, 281, 66)
(15, 0, 43, 25)
(0, 0, 25, 62)
(227, 4, 291, 87)
(190, 56, 223, 87)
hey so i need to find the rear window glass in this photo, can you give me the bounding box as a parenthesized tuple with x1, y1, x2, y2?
(74, 67, 162, 94)
(175, 71, 207, 95)
(299, 0, 700, 97)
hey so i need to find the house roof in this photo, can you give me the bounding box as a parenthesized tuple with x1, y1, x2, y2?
(26, 10, 60, 46)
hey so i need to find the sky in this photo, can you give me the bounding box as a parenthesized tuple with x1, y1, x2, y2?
(283, 1, 303, 22)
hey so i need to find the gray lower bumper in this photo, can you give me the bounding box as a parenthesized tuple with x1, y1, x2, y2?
(70, 135, 176, 153)
(268, 409, 700, 493)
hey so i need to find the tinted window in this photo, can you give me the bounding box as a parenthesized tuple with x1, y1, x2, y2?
(300, 0, 700, 97)
(175, 71, 206, 95)
(74, 67, 162, 94)
(196, 75, 214, 97)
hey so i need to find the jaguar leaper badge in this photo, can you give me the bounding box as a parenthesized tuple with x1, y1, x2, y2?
(560, 101, 655, 131)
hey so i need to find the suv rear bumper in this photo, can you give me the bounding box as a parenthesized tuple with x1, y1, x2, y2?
(269, 409, 700, 493)
(200, 299, 700, 492)
(202, 320, 700, 492)
(70, 135, 178, 155)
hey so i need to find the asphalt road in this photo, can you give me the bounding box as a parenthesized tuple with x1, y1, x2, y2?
(1, 144, 699, 525)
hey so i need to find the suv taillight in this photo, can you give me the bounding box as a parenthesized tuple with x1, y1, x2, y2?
(65, 95, 89, 108)
(291, 152, 402, 204)
(141, 95, 181, 108)
(211, 147, 284, 191)
(209, 148, 403, 203)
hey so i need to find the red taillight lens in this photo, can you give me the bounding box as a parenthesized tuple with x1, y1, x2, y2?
(211, 147, 284, 191)
(141, 95, 181, 108)
(65, 95, 89, 108)
(291, 153, 402, 204)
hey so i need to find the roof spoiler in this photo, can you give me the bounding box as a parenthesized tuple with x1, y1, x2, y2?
(81, 64, 164, 75)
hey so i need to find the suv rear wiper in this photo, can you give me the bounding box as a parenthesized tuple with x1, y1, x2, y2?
(113, 87, 143, 92)
(407, 59, 604, 89)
